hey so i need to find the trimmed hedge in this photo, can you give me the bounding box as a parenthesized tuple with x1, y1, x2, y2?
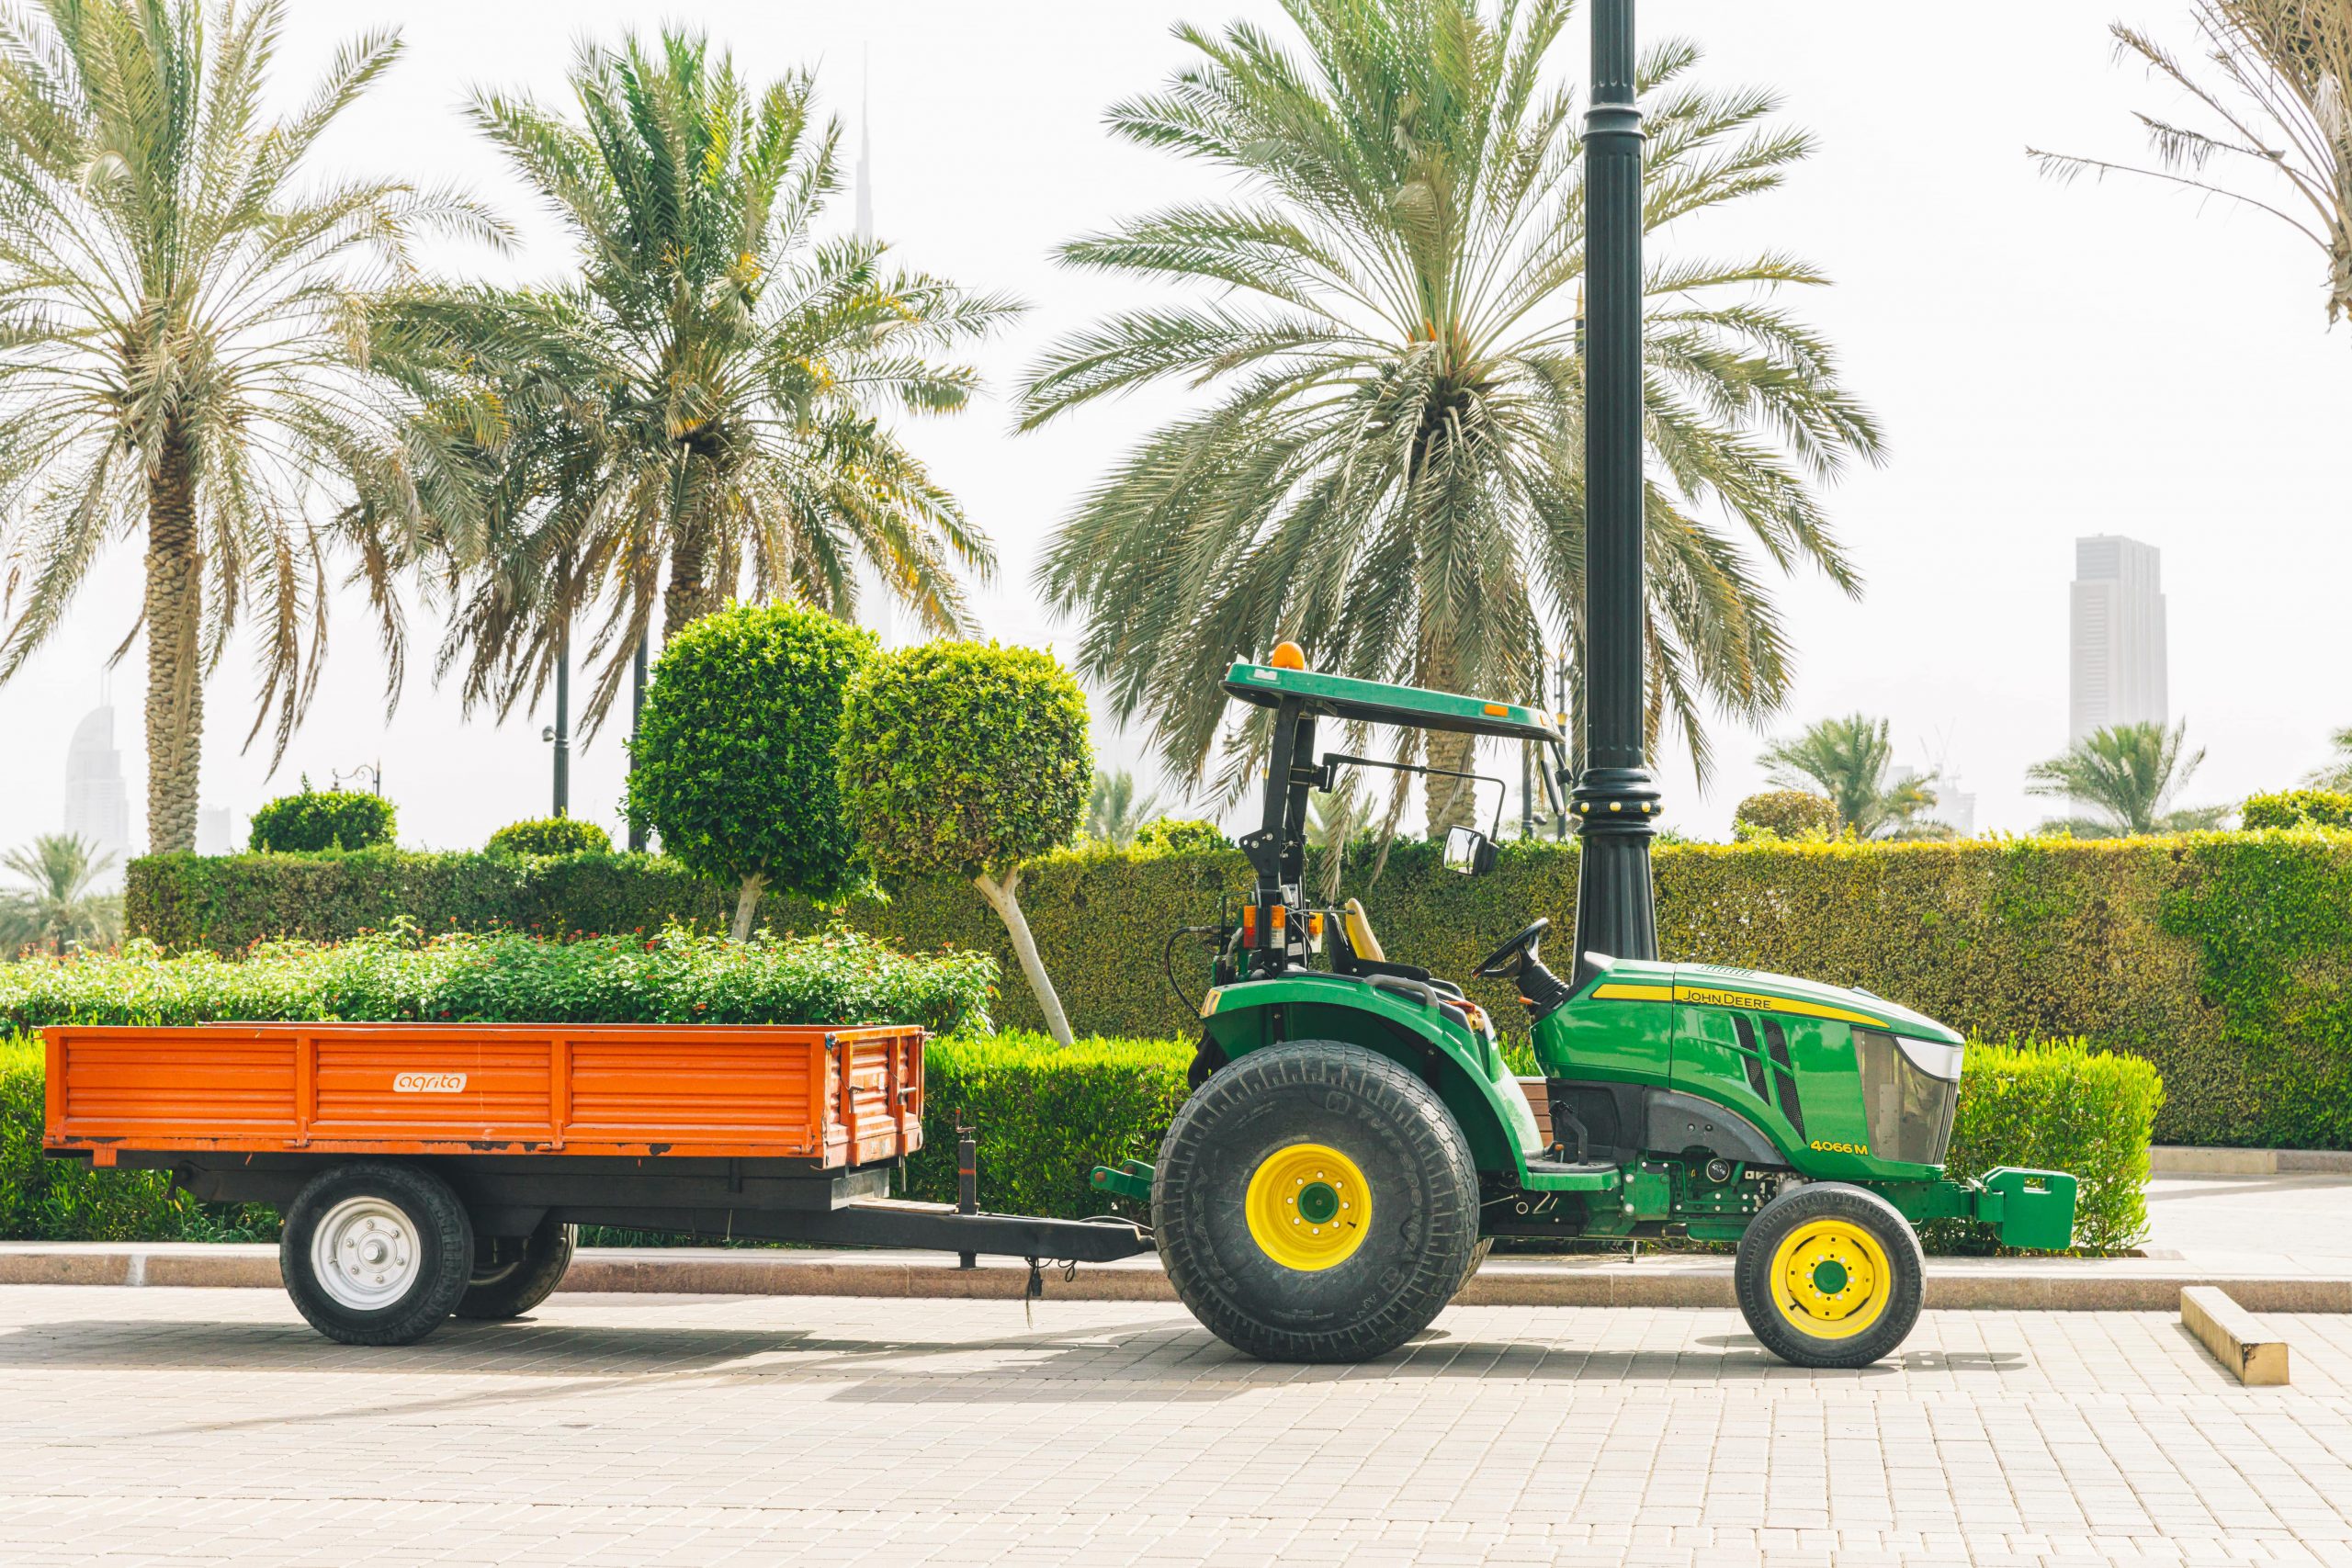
(0, 1031, 2155, 1251)
(0, 925, 997, 1037)
(2243, 790, 2352, 830)
(130, 831, 2352, 1147)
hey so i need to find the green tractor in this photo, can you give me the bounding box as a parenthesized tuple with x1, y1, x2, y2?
(1092, 650, 2076, 1369)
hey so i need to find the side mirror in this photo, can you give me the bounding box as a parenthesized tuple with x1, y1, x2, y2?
(1443, 826, 1498, 876)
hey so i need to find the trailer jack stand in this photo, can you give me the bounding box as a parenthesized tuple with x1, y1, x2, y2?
(956, 1123, 978, 1269)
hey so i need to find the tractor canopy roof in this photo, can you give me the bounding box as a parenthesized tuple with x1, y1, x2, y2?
(1223, 661, 1562, 744)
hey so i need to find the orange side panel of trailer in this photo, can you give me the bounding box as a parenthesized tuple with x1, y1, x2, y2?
(41, 1023, 923, 1163)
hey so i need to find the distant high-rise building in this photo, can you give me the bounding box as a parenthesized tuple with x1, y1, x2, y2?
(62, 704, 131, 886)
(2069, 536, 2167, 742)
(851, 57, 900, 650)
(198, 807, 241, 856)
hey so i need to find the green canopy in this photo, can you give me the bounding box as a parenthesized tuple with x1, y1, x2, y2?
(1222, 662, 1562, 744)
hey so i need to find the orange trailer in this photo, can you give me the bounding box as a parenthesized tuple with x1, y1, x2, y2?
(44, 1021, 1150, 1345)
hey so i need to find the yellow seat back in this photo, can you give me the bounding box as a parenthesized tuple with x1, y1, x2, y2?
(1341, 898, 1386, 964)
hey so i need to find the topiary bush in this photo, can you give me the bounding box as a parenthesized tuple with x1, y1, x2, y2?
(2241, 789, 2352, 830)
(248, 784, 395, 853)
(625, 603, 877, 939)
(486, 818, 612, 856)
(1733, 789, 1838, 841)
(839, 641, 1092, 1043)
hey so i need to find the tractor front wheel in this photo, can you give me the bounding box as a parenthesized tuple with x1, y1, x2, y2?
(1736, 1181, 1924, 1369)
(1153, 1040, 1480, 1363)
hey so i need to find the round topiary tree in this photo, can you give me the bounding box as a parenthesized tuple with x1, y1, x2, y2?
(485, 818, 613, 857)
(1732, 789, 1838, 842)
(248, 779, 396, 852)
(838, 641, 1092, 1044)
(625, 603, 876, 939)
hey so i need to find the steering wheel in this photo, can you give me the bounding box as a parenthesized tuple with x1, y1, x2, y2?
(1474, 918, 1551, 978)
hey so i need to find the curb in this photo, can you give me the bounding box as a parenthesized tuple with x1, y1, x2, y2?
(2151, 1145, 2352, 1177)
(1, 1244, 2346, 1313)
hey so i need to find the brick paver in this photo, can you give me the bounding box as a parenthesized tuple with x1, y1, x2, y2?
(1, 1286, 2347, 1565)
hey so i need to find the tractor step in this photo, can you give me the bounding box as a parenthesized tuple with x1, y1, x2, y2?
(1519, 1156, 1623, 1192)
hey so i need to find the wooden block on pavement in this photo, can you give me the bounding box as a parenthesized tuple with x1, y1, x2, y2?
(2181, 1285, 2289, 1386)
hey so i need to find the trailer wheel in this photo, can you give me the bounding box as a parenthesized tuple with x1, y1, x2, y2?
(1154, 1039, 1479, 1363)
(1736, 1182, 1924, 1369)
(456, 1214, 577, 1320)
(280, 1162, 474, 1347)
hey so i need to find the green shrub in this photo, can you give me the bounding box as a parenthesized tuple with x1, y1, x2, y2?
(626, 603, 877, 937)
(1939, 1038, 2164, 1253)
(1732, 790, 1838, 841)
(487, 818, 612, 856)
(903, 1033, 1193, 1220)
(840, 642, 1093, 1044)
(0, 925, 997, 1037)
(1135, 818, 1230, 852)
(248, 785, 395, 852)
(2241, 789, 2352, 830)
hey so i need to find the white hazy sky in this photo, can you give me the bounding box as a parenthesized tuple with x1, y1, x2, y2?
(5, 0, 2347, 854)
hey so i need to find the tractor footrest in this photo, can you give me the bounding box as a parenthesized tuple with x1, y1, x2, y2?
(1520, 1156, 1623, 1192)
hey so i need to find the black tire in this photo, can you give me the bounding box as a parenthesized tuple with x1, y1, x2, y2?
(455, 1213, 576, 1320)
(1454, 1237, 1496, 1296)
(279, 1162, 474, 1347)
(1736, 1181, 1924, 1369)
(1153, 1039, 1481, 1362)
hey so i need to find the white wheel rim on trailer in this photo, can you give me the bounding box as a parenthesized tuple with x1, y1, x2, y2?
(311, 1195, 423, 1311)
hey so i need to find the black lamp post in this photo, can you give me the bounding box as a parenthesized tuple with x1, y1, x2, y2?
(1567, 0, 1660, 978)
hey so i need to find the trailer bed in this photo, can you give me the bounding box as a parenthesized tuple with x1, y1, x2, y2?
(43, 1022, 922, 1166)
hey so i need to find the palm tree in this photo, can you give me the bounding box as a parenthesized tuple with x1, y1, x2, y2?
(387, 32, 1017, 734)
(2030, 0, 2352, 327)
(1086, 768, 1163, 848)
(0, 833, 121, 953)
(1020, 0, 1883, 838)
(1759, 715, 1939, 840)
(2306, 725, 2352, 789)
(0, 0, 497, 851)
(2027, 720, 2229, 837)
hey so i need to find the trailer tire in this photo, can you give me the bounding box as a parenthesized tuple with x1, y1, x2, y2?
(456, 1214, 576, 1320)
(280, 1162, 474, 1347)
(1155, 1039, 1479, 1363)
(1736, 1181, 1924, 1369)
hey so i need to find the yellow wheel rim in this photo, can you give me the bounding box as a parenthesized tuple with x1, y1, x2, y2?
(1244, 1142, 1372, 1272)
(1770, 1218, 1893, 1340)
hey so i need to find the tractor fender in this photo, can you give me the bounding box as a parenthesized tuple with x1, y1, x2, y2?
(1644, 1089, 1783, 1167)
(1198, 974, 1543, 1177)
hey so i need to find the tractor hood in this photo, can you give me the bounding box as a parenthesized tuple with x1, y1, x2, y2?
(1589, 956, 1964, 1046)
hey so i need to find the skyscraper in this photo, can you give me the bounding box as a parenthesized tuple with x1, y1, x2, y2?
(2069, 536, 2167, 742)
(62, 703, 131, 886)
(851, 55, 899, 650)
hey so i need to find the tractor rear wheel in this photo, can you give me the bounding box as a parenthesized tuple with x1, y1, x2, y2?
(1153, 1039, 1480, 1362)
(1736, 1182, 1924, 1369)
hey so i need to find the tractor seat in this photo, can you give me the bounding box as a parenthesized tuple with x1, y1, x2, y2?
(1331, 898, 1456, 993)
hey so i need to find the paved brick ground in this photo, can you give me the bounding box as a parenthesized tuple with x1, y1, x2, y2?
(1, 1287, 2347, 1567)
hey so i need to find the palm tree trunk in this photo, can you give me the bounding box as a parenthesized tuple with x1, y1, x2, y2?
(1419, 640, 1481, 840)
(662, 525, 717, 642)
(143, 426, 203, 854)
